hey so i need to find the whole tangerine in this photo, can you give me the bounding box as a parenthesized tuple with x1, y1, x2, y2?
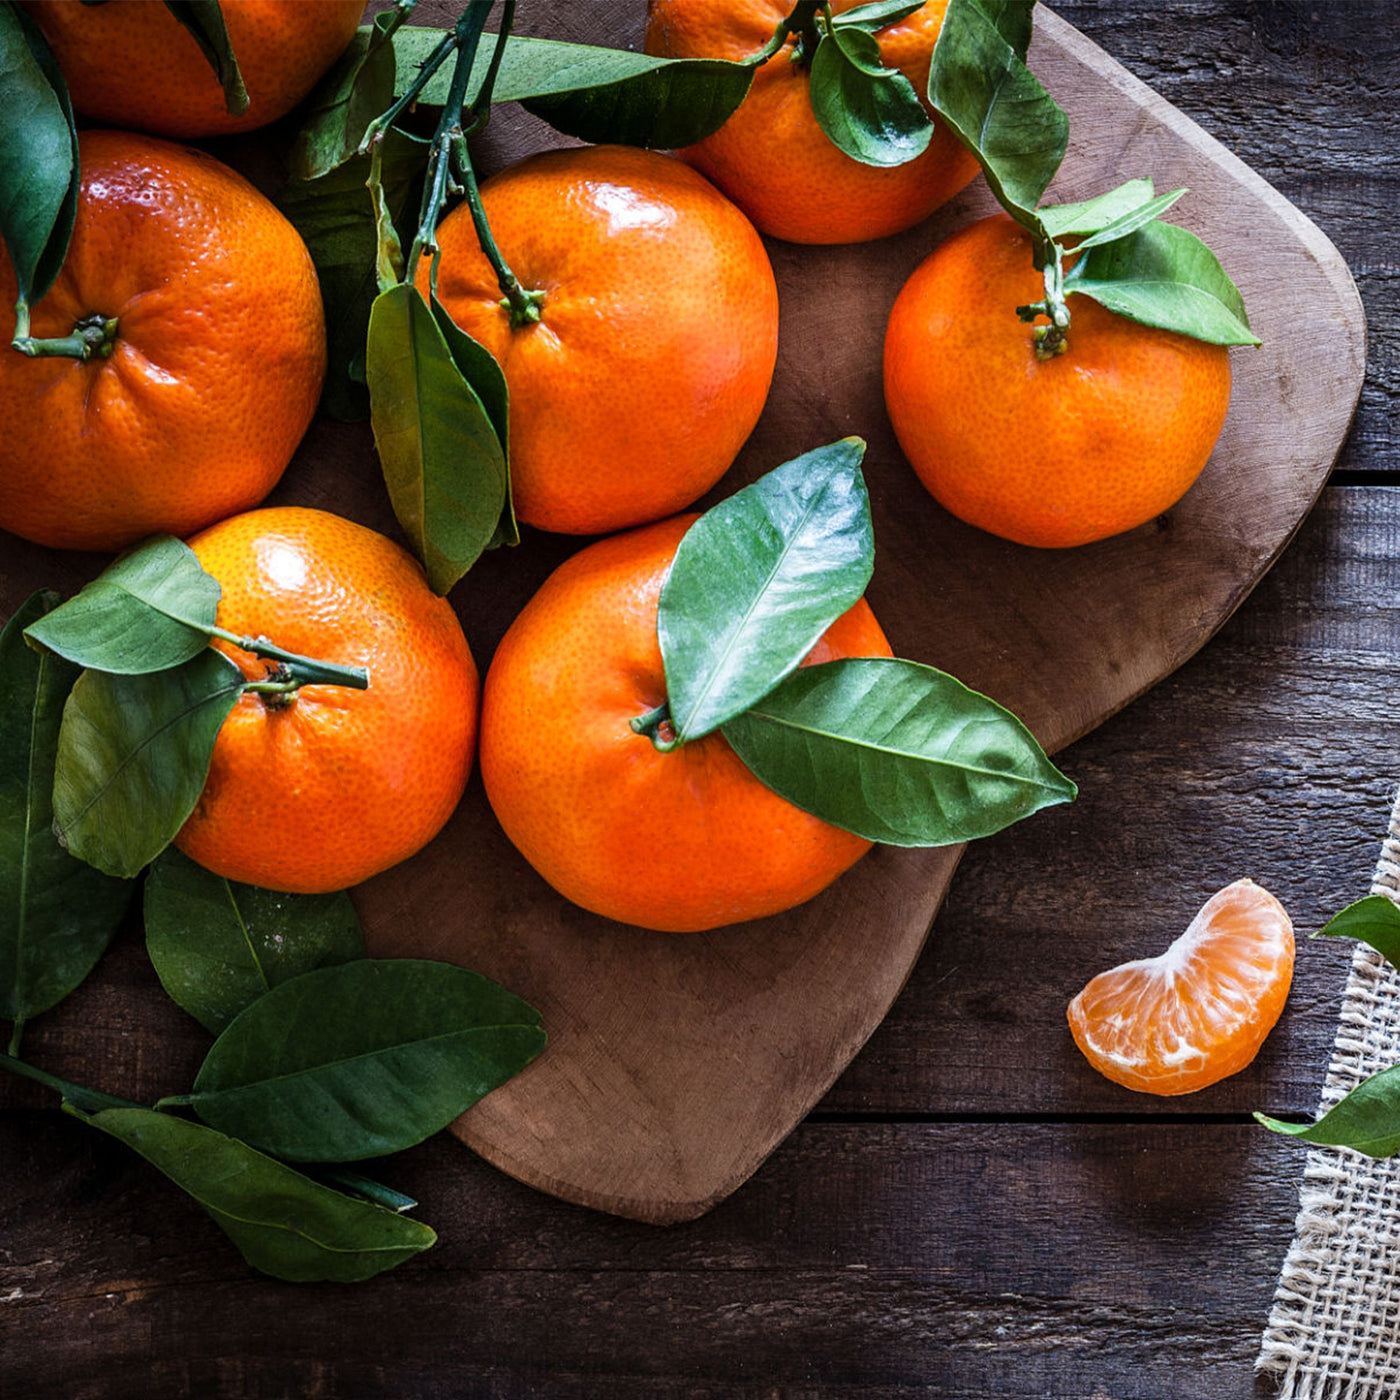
(883, 213, 1233, 548)
(25, 0, 366, 138)
(0, 129, 326, 553)
(644, 0, 980, 244)
(479, 514, 893, 933)
(175, 507, 480, 895)
(421, 144, 779, 536)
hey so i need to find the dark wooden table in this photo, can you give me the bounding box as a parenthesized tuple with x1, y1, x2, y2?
(3, 2, 1396, 1395)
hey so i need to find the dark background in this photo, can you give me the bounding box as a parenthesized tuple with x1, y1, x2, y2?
(3, 2, 1397, 1396)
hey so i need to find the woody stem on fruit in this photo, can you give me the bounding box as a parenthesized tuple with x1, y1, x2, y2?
(11, 311, 118, 361)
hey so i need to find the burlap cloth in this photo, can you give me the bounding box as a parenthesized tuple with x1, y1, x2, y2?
(1258, 786, 1400, 1397)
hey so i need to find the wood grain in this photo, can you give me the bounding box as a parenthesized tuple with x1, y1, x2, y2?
(359, 3, 1367, 1222)
(0, 4, 1366, 1229)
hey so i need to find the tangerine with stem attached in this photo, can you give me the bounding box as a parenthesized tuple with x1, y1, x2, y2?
(479, 514, 893, 932)
(1067, 878, 1295, 1096)
(0, 129, 326, 553)
(25, 0, 367, 138)
(644, 0, 980, 245)
(421, 144, 779, 536)
(883, 213, 1233, 548)
(174, 508, 480, 896)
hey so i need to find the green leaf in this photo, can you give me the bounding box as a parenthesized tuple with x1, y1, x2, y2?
(430, 292, 518, 549)
(723, 657, 1076, 845)
(144, 847, 365, 1035)
(289, 11, 399, 182)
(161, 0, 249, 117)
(969, 0, 1034, 61)
(1314, 894, 1400, 970)
(659, 439, 874, 746)
(927, 0, 1066, 230)
(366, 282, 508, 593)
(53, 649, 245, 879)
(1257, 1065, 1400, 1159)
(72, 1105, 436, 1282)
(1064, 219, 1260, 345)
(174, 959, 546, 1162)
(392, 28, 754, 149)
(809, 27, 933, 168)
(832, 2, 928, 34)
(1037, 179, 1158, 240)
(278, 129, 428, 421)
(24, 535, 220, 674)
(1069, 189, 1187, 251)
(0, 594, 134, 1042)
(0, 3, 79, 327)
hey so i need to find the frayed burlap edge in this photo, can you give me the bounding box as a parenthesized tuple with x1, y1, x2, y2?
(1257, 785, 1400, 1398)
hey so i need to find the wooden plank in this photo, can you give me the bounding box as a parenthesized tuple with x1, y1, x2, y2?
(0, 1117, 1298, 1399)
(825, 484, 1400, 1116)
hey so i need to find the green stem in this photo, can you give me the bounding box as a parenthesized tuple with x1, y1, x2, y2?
(208, 627, 369, 692)
(451, 134, 544, 328)
(1015, 241, 1071, 359)
(0, 1051, 144, 1115)
(751, 0, 824, 67)
(629, 702, 681, 754)
(7, 1018, 23, 1058)
(12, 313, 119, 362)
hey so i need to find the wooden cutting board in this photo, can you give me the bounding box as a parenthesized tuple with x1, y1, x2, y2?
(0, 5, 1364, 1224)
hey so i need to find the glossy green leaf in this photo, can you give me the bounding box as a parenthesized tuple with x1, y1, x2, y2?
(53, 650, 245, 879)
(278, 129, 428, 421)
(927, 0, 1066, 228)
(1314, 895, 1400, 970)
(1257, 1065, 1400, 1159)
(659, 440, 874, 745)
(144, 847, 365, 1035)
(366, 282, 508, 593)
(1065, 219, 1260, 345)
(0, 594, 134, 1043)
(289, 11, 399, 181)
(24, 535, 220, 674)
(0, 3, 79, 325)
(723, 657, 1076, 845)
(832, 1, 927, 34)
(809, 26, 933, 168)
(392, 28, 754, 149)
(175, 959, 545, 1162)
(72, 1105, 436, 1282)
(162, 0, 249, 116)
(1037, 179, 1157, 239)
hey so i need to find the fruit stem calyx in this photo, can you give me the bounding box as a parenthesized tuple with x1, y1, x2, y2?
(1016, 249, 1071, 360)
(12, 313, 119, 363)
(630, 702, 681, 753)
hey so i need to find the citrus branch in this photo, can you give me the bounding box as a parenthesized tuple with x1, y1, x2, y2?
(208, 627, 369, 692)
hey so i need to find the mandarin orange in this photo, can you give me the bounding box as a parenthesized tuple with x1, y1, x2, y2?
(26, 0, 366, 138)
(174, 508, 479, 895)
(479, 514, 893, 932)
(644, 0, 979, 244)
(883, 213, 1233, 548)
(1067, 879, 1295, 1095)
(421, 144, 778, 536)
(0, 130, 325, 553)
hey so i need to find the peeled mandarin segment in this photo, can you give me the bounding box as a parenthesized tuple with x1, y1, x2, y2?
(1067, 878, 1295, 1096)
